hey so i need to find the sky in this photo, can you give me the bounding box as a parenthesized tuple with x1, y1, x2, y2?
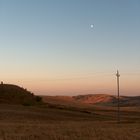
(0, 0, 140, 96)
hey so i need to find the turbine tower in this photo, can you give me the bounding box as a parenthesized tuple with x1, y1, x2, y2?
(116, 70, 120, 123)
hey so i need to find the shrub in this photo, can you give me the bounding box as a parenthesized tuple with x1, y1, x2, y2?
(35, 96, 42, 102)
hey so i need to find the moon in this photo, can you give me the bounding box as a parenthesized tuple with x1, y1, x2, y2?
(90, 24, 94, 28)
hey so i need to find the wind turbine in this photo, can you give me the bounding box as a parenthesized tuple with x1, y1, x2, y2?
(116, 70, 120, 123)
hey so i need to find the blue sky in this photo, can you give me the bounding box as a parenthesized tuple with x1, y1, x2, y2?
(0, 0, 140, 95)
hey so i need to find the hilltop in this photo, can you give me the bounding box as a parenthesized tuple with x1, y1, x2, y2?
(0, 83, 42, 105)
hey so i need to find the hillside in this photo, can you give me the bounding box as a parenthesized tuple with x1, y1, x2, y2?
(73, 94, 115, 104)
(42, 94, 140, 107)
(0, 83, 42, 105)
(74, 94, 140, 106)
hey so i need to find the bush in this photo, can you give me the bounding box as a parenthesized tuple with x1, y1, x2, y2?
(35, 96, 42, 102)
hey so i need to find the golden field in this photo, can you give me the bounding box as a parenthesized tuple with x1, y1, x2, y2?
(0, 103, 139, 140)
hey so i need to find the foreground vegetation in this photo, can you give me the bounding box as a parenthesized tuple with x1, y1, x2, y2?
(0, 104, 139, 140)
(0, 121, 140, 140)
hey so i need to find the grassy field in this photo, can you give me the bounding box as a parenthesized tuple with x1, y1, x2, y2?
(0, 104, 139, 140)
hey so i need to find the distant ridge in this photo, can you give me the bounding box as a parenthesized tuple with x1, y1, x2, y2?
(73, 94, 114, 104)
(0, 83, 42, 105)
(73, 94, 140, 106)
(42, 94, 140, 107)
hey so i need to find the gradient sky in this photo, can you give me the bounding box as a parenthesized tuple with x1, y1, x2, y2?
(0, 0, 140, 95)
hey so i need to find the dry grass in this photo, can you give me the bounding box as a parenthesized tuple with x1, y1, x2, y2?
(0, 121, 140, 140)
(0, 104, 139, 140)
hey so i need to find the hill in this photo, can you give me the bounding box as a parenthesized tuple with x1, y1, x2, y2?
(73, 94, 140, 106)
(42, 94, 140, 107)
(0, 83, 42, 105)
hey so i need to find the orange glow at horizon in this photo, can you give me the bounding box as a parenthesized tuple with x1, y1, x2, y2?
(1, 73, 140, 96)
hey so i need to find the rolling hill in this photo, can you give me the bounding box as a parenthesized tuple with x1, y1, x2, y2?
(1, 82, 139, 107)
(0, 83, 42, 105)
(42, 94, 140, 107)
